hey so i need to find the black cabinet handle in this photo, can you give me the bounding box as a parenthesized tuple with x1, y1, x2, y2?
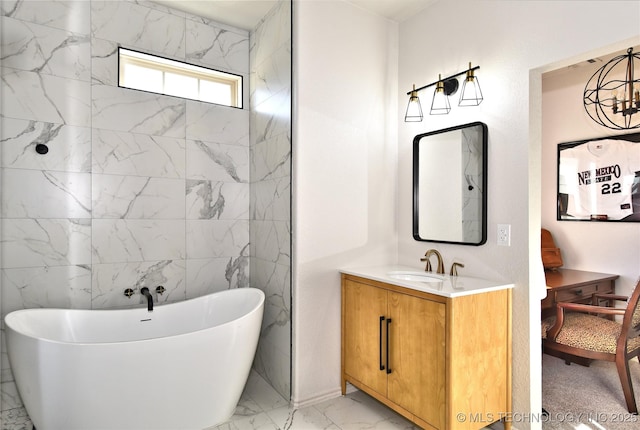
(386, 318, 392, 374)
(379, 316, 385, 371)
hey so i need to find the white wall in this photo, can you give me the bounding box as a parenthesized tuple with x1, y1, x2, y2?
(542, 61, 640, 297)
(397, 1, 640, 428)
(292, 0, 399, 405)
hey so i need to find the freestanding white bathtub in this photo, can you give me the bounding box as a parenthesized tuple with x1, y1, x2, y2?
(5, 287, 265, 430)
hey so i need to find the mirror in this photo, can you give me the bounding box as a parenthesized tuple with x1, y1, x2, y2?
(557, 132, 640, 222)
(413, 122, 487, 245)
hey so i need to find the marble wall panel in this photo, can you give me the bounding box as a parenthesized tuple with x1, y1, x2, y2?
(1, 16, 90, 81)
(92, 219, 185, 264)
(185, 19, 249, 74)
(1, 68, 91, 126)
(250, 44, 291, 108)
(90, 38, 118, 85)
(1, 0, 91, 34)
(251, 133, 291, 181)
(186, 180, 249, 220)
(186, 139, 249, 183)
(1, 265, 91, 315)
(1, 118, 91, 172)
(92, 175, 185, 219)
(1, 169, 91, 218)
(185, 101, 250, 146)
(186, 256, 249, 298)
(186, 219, 249, 259)
(91, 259, 185, 309)
(92, 85, 186, 138)
(250, 88, 291, 144)
(90, 0, 185, 58)
(1, 218, 91, 268)
(92, 129, 185, 178)
(251, 178, 290, 221)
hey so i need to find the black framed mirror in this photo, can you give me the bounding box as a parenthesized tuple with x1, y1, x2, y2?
(413, 122, 488, 245)
(557, 132, 640, 222)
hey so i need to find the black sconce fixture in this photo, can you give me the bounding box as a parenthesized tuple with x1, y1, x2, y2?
(404, 63, 482, 122)
(584, 47, 640, 130)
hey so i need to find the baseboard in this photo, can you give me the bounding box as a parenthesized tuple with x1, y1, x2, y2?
(292, 387, 344, 409)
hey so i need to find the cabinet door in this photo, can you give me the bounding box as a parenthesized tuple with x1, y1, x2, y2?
(388, 292, 446, 429)
(343, 279, 388, 396)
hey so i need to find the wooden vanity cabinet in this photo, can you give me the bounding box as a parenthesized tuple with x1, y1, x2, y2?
(341, 274, 512, 430)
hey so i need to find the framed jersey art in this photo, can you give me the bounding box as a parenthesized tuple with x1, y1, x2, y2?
(557, 132, 640, 222)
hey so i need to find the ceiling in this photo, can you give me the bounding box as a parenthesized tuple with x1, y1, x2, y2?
(154, 0, 436, 31)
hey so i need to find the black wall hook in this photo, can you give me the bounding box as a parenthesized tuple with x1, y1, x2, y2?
(35, 144, 48, 154)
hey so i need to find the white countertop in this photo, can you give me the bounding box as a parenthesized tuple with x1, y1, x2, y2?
(340, 265, 514, 298)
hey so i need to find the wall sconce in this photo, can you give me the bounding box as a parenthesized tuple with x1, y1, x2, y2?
(404, 63, 482, 122)
(584, 47, 640, 130)
(405, 84, 423, 122)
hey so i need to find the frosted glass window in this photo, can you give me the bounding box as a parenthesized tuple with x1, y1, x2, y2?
(118, 48, 242, 108)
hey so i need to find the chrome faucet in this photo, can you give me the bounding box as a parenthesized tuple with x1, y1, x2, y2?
(140, 287, 153, 312)
(421, 249, 445, 274)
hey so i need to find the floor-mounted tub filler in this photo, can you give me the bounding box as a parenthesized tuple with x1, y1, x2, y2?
(5, 287, 265, 430)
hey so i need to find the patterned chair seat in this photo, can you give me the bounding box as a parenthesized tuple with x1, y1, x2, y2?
(542, 312, 640, 354)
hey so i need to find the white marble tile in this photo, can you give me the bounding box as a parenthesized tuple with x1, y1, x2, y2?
(209, 412, 278, 430)
(91, 219, 185, 264)
(92, 174, 185, 219)
(185, 101, 250, 146)
(1, 0, 90, 34)
(186, 257, 249, 298)
(250, 220, 290, 265)
(267, 405, 338, 430)
(251, 133, 290, 180)
(1, 218, 91, 269)
(90, 0, 185, 59)
(185, 19, 249, 74)
(0, 405, 31, 429)
(1, 265, 91, 315)
(1, 16, 90, 81)
(251, 178, 291, 222)
(92, 84, 186, 138)
(1, 168, 91, 218)
(90, 37, 118, 85)
(186, 219, 249, 259)
(244, 370, 290, 412)
(250, 44, 291, 108)
(250, 1, 290, 69)
(186, 180, 249, 220)
(91, 259, 185, 309)
(0, 380, 24, 412)
(1, 118, 91, 172)
(253, 341, 291, 403)
(1, 67, 91, 126)
(186, 139, 249, 182)
(313, 390, 402, 429)
(92, 129, 185, 178)
(250, 88, 290, 144)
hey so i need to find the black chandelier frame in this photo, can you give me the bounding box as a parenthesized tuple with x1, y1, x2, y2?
(583, 47, 640, 130)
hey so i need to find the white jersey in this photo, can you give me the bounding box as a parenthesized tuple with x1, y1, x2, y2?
(559, 139, 640, 220)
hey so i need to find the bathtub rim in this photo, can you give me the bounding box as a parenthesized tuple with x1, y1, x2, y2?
(4, 287, 265, 346)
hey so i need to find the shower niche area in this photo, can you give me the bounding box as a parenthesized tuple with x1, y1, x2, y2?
(0, 0, 292, 416)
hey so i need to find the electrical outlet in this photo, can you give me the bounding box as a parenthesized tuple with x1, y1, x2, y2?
(497, 224, 511, 246)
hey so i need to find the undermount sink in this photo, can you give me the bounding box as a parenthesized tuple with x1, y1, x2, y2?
(387, 271, 444, 282)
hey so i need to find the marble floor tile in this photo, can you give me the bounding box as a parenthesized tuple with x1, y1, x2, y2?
(2, 371, 504, 430)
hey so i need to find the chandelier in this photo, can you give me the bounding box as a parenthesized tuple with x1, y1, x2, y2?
(583, 47, 640, 130)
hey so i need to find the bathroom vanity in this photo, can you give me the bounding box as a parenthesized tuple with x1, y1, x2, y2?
(340, 266, 513, 430)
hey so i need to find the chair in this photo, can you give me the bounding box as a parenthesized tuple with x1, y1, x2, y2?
(541, 279, 640, 414)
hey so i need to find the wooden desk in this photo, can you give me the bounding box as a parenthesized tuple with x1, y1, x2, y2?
(542, 268, 619, 319)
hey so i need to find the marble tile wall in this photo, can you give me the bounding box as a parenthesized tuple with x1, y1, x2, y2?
(0, 0, 255, 412)
(461, 127, 483, 242)
(249, 0, 292, 401)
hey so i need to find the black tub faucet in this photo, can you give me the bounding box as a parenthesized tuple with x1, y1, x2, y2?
(140, 287, 153, 312)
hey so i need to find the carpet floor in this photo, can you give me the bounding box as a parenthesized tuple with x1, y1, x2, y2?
(542, 353, 640, 429)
